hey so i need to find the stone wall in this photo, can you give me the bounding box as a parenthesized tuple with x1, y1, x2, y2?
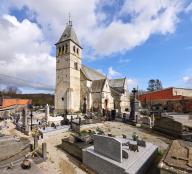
(153, 117, 183, 136)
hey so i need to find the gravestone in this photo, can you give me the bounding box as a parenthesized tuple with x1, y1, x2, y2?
(42, 143, 47, 160)
(129, 88, 139, 122)
(141, 116, 152, 128)
(45, 104, 50, 122)
(94, 135, 122, 162)
(34, 136, 38, 150)
(22, 108, 28, 132)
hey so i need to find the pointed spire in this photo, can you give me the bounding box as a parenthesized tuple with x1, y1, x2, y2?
(56, 14, 82, 48)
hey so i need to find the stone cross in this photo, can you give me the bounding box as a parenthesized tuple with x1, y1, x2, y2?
(132, 88, 138, 101)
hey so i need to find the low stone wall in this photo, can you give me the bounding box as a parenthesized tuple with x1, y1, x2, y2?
(153, 117, 183, 135)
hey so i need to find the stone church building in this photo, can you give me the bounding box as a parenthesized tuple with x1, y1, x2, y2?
(55, 21, 130, 113)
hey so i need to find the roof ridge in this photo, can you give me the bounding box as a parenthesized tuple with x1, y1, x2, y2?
(82, 64, 105, 77)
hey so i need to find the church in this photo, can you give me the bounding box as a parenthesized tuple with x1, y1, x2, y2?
(55, 20, 130, 114)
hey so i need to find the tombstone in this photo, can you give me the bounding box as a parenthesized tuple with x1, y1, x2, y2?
(151, 114, 155, 126)
(34, 136, 38, 150)
(94, 135, 122, 162)
(45, 104, 50, 122)
(30, 144, 33, 152)
(129, 88, 139, 122)
(42, 143, 47, 160)
(79, 117, 81, 125)
(141, 116, 152, 128)
(22, 108, 28, 132)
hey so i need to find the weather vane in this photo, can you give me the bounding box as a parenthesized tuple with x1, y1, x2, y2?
(68, 12, 72, 26)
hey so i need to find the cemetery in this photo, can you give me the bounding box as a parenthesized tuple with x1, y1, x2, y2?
(0, 9, 192, 174)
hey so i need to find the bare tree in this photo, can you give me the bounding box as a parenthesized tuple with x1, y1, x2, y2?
(3, 86, 22, 95)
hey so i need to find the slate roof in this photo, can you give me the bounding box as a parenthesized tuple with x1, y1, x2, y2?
(81, 65, 105, 81)
(56, 23, 81, 47)
(109, 78, 125, 88)
(91, 79, 106, 93)
(109, 78, 126, 94)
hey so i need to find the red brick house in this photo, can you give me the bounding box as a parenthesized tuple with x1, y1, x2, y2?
(138, 87, 192, 112)
(0, 97, 32, 109)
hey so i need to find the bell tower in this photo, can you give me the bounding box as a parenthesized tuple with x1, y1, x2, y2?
(55, 19, 82, 113)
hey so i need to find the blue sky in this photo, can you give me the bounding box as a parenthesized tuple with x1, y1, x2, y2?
(0, 0, 192, 93)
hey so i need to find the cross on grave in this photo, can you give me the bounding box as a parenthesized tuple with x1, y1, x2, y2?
(129, 88, 139, 121)
(171, 146, 192, 168)
(132, 88, 138, 101)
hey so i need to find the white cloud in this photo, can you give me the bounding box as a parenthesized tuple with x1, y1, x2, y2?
(92, 0, 183, 55)
(108, 66, 122, 79)
(0, 0, 188, 92)
(119, 58, 130, 63)
(127, 78, 138, 90)
(185, 2, 192, 13)
(182, 75, 192, 86)
(2, 0, 184, 56)
(0, 15, 55, 91)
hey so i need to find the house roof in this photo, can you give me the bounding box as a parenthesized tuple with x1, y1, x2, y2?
(56, 22, 81, 47)
(109, 78, 125, 88)
(81, 65, 105, 81)
(91, 79, 106, 93)
(109, 78, 125, 94)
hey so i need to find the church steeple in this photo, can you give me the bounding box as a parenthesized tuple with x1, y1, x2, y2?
(55, 19, 82, 113)
(56, 18, 81, 48)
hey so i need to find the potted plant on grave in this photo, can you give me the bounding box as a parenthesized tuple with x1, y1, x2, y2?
(132, 132, 139, 141)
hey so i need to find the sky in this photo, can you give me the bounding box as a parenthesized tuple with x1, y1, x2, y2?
(0, 0, 192, 94)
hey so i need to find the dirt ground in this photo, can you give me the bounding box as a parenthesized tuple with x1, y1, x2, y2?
(0, 120, 171, 174)
(37, 121, 171, 174)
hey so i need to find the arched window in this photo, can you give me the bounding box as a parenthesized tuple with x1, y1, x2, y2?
(73, 45, 76, 53)
(65, 44, 68, 53)
(59, 47, 61, 56)
(62, 45, 64, 54)
(77, 48, 79, 55)
(74, 62, 78, 70)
